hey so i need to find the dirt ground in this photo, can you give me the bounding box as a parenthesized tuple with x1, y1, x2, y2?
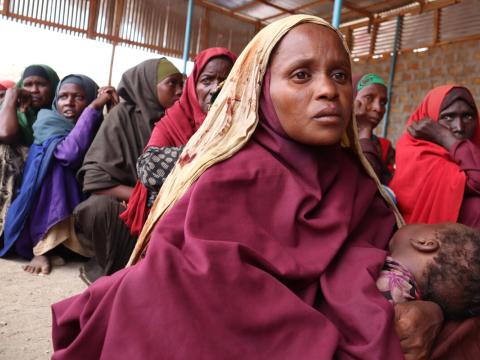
(0, 256, 87, 360)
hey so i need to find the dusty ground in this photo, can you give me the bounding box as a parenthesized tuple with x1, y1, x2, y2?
(0, 256, 87, 360)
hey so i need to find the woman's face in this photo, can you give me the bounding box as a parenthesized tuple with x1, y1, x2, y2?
(355, 83, 388, 129)
(56, 83, 88, 122)
(269, 24, 352, 146)
(156, 73, 184, 109)
(195, 57, 233, 114)
(22, 75, 52, 109)
(438, 99, 477, 140)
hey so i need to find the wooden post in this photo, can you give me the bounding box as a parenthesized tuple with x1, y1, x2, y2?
(3, 0, 11, 16)
(108, 0, 125, 86)
(369, 23, 378, 57)
(108, 43, 116, 86)
(345, 27, 353, 51)
(87, 0, 98, 39)
(433, 8, 440, 45)
(200, 8, 210, 51)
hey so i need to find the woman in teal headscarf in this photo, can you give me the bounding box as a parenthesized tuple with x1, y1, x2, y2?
(2, 74, 118, 275)
(353, 73, 395, 184)
(0, 64, 59, 240)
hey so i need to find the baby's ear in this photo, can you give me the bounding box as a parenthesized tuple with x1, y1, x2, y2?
(410, 236, 439, 253)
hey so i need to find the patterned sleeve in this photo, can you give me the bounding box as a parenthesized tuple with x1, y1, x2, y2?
(136, 145, 184, 193)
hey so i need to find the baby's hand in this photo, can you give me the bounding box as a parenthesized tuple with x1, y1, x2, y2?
(394, 300, 443, 360)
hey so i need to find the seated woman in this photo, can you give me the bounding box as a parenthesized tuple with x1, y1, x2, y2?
(0, 74, 117, 275)
(390, 85, 480, 359)
(72, 58, 183, 282)
(354, 73, 395, 184)
(0, 65, 59, 240)
(390, 85, 480, 226)
(121, 47, 236, 235)
(52, 15, 443, 359)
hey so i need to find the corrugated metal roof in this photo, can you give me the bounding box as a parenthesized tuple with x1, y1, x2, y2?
(0, 0, 478, 60)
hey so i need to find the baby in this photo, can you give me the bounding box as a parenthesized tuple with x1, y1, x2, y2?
(377, 223, 480, 320)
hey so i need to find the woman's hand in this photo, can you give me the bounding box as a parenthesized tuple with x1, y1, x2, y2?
(394, 301, 444, 360)
(354, 99, 375, 139)
(3, 88, 31, 112)
(407, 118, 458, 151)
(90, 86, 119, 113)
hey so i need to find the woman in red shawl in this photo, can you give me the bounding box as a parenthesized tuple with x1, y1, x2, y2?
(120, 47, 237, 236)
(51, 16, 444, 360)
(390, 85, 480, 226)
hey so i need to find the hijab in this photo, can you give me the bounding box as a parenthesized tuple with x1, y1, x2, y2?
(13, 64, 60, 145)
(34, 74, 99, 144)
(0, 80, 15, 90)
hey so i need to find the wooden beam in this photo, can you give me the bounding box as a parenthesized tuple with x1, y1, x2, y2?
(344, 27, 353, 50)
(1, 0, 10, 16)
(258, 0, 293, 14)
(368, 23, 378, 57)
(334, 0, 373, 18)
(87, 0, 98, 39)
(195, 0, 259, 25)
(200, 8, 210, 50)
(261, 0, 329, 22)
(417, 0, 426, 12)
(2, 0, 10, 15)
(340, 0, 459, 30)
(233, 1, 258, 12)
(112, 0, 125, 43)
(433, 8, 440, 44)
(2, 12, 87, 33)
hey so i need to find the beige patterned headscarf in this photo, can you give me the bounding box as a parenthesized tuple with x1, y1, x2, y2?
(128, 14, 404, 265)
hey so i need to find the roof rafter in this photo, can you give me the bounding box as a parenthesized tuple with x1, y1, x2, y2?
(261, 0, 329, 22)
(331, 0, 373, 18)
(233, 1, 259, 12)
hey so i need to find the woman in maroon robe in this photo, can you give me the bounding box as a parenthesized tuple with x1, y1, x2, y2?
(51, 15, 444, 359)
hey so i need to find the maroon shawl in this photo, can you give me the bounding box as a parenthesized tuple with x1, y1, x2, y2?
(51, 72, 402, 359)
(120, 47, 237, 235)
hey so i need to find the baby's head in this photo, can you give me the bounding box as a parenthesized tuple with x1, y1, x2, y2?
(389, 223, 480, 319)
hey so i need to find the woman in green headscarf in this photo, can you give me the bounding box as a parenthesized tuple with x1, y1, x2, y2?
(0, 64, 60, 239)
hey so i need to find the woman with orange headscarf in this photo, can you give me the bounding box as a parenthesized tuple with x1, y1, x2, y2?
(390, 85, 480, 227)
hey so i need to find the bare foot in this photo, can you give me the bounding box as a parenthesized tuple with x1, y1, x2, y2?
(23, 255, 51, 275)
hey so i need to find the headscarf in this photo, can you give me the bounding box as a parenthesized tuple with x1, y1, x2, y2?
(120, 48, 237, 235)
(390, 85, 480, 224)
(156, 58, 180, 83)
(52, 16, 404, 359)
(11, 64, 60, 145)
(0, 80, 15, 90)
(78, 58, 181, 193)
(354, 73, 386, 95)
(117, 57, 178, 128)
(33, 74, 99, 144)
